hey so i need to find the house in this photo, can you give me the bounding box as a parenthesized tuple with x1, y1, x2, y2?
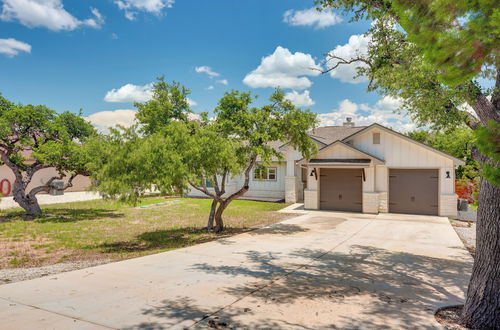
(188, 118, 464, 217)
(0, 148, 90, 196)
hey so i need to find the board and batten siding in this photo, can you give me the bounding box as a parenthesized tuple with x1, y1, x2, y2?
(187, 163, 286, 200)
(317, 144, 360, 159)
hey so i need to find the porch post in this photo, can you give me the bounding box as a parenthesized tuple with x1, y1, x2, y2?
(284, 153, 297, 203)
(362, 166, 379, 214)
(304, 166, 319, 209)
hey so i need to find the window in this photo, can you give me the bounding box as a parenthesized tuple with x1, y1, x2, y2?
(254, 167, 277, 181)
(373, 132, 381, 144)
(197, 178, 214, 188)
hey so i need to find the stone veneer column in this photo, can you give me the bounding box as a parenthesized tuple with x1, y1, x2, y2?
(378, 192, 388, 213)
(362, 192, 379, 214)
(285, 176, 297, 203)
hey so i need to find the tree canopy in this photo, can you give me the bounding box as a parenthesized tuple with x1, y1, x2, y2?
(89, 80, 318, 232)
(0, 94, 96, 215)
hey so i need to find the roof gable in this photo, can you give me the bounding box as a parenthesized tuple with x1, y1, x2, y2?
(298, 141, 385, 165)
(308, 126, 366, 145)
(341, 123, 465, 166)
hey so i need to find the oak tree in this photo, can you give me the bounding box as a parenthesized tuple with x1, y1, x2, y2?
(89, 80, 317, 232)
(0, 95, 96, 216)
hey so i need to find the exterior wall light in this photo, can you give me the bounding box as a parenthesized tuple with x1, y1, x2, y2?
(446, 171, 451, 178)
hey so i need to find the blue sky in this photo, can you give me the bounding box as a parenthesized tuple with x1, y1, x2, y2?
(0, 0, 414, 131)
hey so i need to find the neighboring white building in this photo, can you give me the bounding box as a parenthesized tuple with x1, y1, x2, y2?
(189, 119, 464, 217)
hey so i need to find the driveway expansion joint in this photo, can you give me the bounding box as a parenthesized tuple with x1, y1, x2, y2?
(0, 296, 117, 329)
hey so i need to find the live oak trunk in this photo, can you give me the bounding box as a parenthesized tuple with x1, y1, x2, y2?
(191, 157, 257, 233)
(12, 177, 43, 216)
(461, 178, 500, 328)
(461, 79, 500, 327)
(206, 199, 218, 230)
(213, 202, 228, 233)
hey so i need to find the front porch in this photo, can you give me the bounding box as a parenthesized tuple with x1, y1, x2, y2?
(295, 141, 385, 214)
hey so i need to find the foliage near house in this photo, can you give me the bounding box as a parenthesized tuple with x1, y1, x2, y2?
(407, 128, 479, 179)
(318, 0, 499, 327)
(0, 95, 96, 216)
(455, 179, 480, 204)
(89, 80, 317, 232)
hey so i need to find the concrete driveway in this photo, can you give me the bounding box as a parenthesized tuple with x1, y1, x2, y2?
(0, 211, 472, 329)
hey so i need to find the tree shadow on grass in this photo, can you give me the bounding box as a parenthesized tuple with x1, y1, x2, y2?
(0, 208, 124, 223)
(160, 246, 470, 329)
(98, 227, 253, 254)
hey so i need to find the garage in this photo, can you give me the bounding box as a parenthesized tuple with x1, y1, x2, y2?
(389, 169, 439, 215)
(320, 168, 362, 212)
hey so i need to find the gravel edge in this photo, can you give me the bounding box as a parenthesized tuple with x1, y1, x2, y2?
(0, 259, 112, 285)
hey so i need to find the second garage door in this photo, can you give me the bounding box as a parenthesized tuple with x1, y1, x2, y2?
(320, 168, 362, 212)
(389, 169, 439, 215)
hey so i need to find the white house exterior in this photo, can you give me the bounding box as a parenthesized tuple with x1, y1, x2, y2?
(189, 120, 464, 218)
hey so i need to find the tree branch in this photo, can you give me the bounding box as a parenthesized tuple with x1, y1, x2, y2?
(212, 174, 220, 196)
(0, 150, 23, 182)
(27, 172, 77, 198)
(490, 67, 500, 111)
(223, 156, 257, 204)
(23, 162, 53, 187)
(220, 169, 228, 195)
(188, 180, 218, 199)
(315, 55, 371, 74)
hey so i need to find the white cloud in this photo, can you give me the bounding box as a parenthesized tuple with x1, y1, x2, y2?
(285, 90, 315, 107)
(0, 0, 104, 31)
(0, 38, 31, 57)
(206, 85, 214, 90)
(318, 96, 416, 132)
(243, 46, 321, 90)
(283, 7, 342, 29)
(87, 109, 201, 132)
(114, 0, 174, 20)
(86, 109, 137, 132)
(104, 83, 197, 107)
(187, 112, 201, 121)
(104, 83, 153, 103)
(195, 65, 220, 78)
(327, 34, 371, 84)
(217, 79, 228, 85)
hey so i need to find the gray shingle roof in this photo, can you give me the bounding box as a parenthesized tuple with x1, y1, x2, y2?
(308, 126, 366, 145)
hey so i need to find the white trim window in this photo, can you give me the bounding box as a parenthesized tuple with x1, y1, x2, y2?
(254, 167, 277, 181)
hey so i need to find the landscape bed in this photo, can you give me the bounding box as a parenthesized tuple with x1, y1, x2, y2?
(0, 197, 290, 277)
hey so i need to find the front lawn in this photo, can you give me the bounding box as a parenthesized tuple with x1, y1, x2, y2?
(0, 197, 290, 269)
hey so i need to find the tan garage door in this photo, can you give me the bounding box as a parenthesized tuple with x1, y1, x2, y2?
(389, 169, 438, 215)
(320, 168, 362, 212)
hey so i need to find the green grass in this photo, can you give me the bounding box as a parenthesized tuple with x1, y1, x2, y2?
(0, 197, 290, 269)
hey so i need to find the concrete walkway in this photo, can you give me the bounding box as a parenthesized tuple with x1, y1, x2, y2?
(0, 192, 101, 210)
(0, 212, 472, 329)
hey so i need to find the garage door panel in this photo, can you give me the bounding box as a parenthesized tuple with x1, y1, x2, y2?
(389, 169, 438, 215)
(320, 169, 362, 212)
